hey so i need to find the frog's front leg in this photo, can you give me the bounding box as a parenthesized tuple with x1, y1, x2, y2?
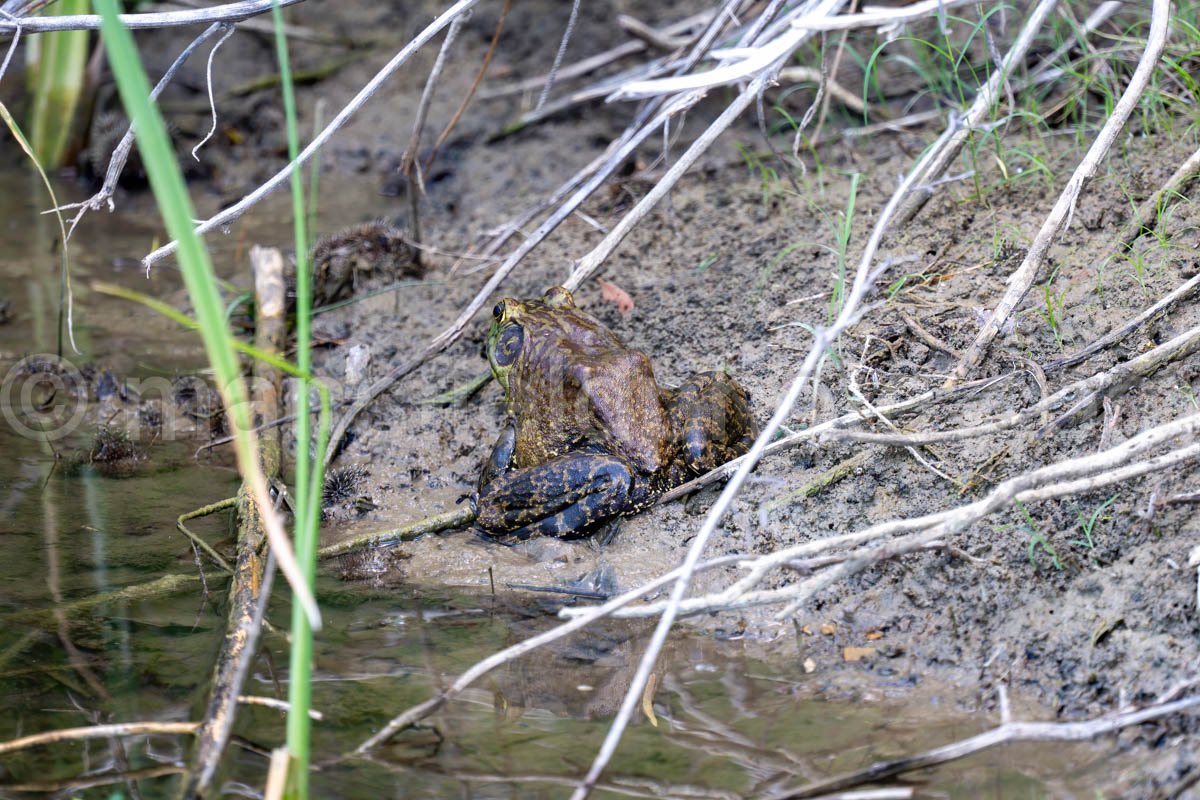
(476, 452, 634, 541)
(478, 416, 517, 492)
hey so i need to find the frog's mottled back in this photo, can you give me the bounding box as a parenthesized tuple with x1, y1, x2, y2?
(476, 285, 755, 541)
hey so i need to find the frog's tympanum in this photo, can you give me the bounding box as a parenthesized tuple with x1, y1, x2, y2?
(474, 285, 755, 541)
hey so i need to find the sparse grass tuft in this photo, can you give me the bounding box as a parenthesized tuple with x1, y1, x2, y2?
(1014, 501, 1063, 571)
(1071, 495, 1118, 551)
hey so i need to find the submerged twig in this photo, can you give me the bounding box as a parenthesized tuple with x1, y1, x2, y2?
(774, 693, 1200, 799)
(176, 496, 237, 573)
(0, 721, 199, 756)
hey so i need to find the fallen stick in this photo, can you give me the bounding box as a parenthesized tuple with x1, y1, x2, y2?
(316, 506, 475, 560)
(1042, 271, 1200, 372)
(0, 721, 199, 756)
(820, 321, 1200, 448)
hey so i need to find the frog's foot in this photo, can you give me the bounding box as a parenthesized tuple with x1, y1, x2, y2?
(667, 371, 756, 474)
(476, 453, 633, 540)
(593, 517, 623, 548)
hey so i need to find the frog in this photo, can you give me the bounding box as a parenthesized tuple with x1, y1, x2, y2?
(473, 285, 755, 541)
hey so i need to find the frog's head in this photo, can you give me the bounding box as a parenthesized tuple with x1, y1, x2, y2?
(485, 286, 576, 391)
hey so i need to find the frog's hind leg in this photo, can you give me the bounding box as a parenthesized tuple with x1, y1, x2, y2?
(668, 371, 756, 474)
(476, 453, 634, 541)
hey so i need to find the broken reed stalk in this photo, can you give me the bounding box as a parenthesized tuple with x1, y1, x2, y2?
(179, 246, 287, 798)
(94, 0, 319, 630)
(947, 0, 1172, 386)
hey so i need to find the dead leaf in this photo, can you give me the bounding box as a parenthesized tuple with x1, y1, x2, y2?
(843, 646, 876, 662)
(803, 657, 816, 673)
(641, 672, 659, 727)
(866, 630, 883, 641)
(819, 623, 836, 635)
(599, 279, 635, 314)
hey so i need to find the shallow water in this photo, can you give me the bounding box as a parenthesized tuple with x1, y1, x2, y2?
(0, 165, 1113, 798)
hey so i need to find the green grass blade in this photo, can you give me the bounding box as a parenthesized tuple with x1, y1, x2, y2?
(269, 2, 322, 795)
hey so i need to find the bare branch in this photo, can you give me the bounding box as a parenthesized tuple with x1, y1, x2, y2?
(0, 0, 305, 33)
(53, 22, 229, 236)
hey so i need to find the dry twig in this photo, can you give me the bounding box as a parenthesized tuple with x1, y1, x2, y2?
(947, 0, 1171, 386)
(141, 0, 482, 271)
(0, 0, 304, 32)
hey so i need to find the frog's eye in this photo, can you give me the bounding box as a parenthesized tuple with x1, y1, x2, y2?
(492, 302, 504, 320)
(493, 325, 523, 367)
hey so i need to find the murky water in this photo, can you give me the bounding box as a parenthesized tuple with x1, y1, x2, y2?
(0, 166, 1112, 798)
